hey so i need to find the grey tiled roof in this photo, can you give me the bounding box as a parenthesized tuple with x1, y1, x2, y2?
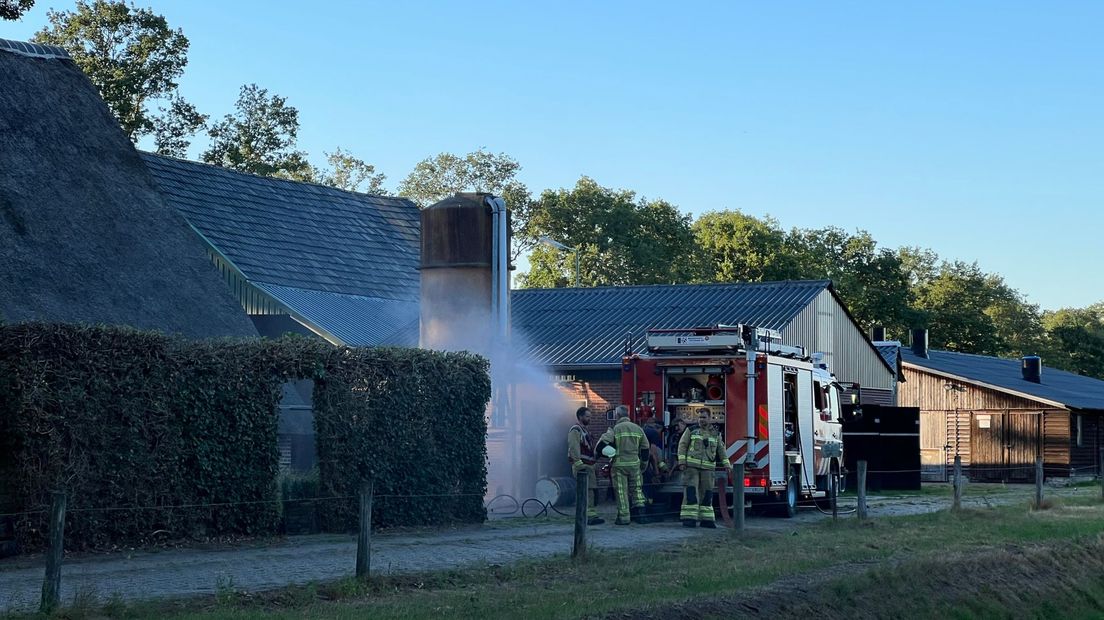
(901, 348, 1104, 410)
(141, 153, 420, 301)
(511, 280, 830, 367)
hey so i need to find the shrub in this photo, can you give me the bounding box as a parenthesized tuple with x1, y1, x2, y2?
(0, 323, 491, 551)
(313, 347, 491, 530)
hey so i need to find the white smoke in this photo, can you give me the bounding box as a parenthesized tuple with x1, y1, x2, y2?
(419, 289, 574, 505)
(485, 336, 575, 503)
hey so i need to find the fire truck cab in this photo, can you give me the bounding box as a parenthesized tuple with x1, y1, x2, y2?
(621, 325, 845, 517)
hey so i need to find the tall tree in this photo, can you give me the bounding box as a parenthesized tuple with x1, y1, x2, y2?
(1, 0, 33, 20)
(399, 150, 532, 260)
(787, 227, 914, 337)
(313, 148, 387, 194)
(202, 84, 311, 179)
(692, 210, 802, 283)
(910, 261, 1004, 354)
(33, 0, 205, 155)
(985, 278, 1044, 357)
(1042, 305, 1104, 379)
(520, 177, 696, 288)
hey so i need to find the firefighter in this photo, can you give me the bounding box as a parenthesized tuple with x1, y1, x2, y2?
(596, 405, 650, 525)
(567, 406, 603, 525)
(640, 412, 667, 517)
(676, 408, 727, 528)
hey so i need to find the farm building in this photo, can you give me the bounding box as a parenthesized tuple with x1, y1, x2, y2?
(896, 332, 1104, 482)
(0, 39, 256, 339)
(511, 280, 898, 427)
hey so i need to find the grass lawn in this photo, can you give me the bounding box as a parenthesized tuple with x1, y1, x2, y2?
(19, 495, 1104, 620)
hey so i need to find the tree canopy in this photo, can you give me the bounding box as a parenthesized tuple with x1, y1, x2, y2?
(1, 0, 33, 20)
(313, 148, 388, 194)
(201, 84, 312, 179)
(33, 0, 205, 156)
(520, 177, 696, 288)
(399, 150, 532, 260)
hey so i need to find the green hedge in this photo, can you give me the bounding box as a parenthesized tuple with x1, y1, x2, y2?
(0, 323, 491, 551)
(313, 347, 491, 530)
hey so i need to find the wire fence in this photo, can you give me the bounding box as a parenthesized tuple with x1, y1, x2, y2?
(3, 460, 1103, 614)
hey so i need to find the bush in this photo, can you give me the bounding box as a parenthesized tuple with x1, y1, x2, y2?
(313, 347, 491, 531)
(0, 323, 491, 551)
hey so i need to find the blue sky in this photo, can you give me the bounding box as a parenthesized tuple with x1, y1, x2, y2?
(5, 1, 1101, 310)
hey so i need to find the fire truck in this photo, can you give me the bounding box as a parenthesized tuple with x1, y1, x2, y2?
(621, 325, 845, 517)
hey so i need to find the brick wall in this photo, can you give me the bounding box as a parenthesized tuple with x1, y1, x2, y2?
(556, 379, 624, 493)
(556, 379, 623, 438)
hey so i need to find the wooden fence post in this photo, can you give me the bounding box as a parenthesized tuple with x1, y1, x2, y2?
(732, 463, 745, 534)
(39, 490, 66, 614)
(857, 460, 868, 521)
(572, 469, 588, 560)
(1035, 458, 1044, 510)
(356, 480, 373, 579)
(1099, 447, 1103, 502)
(952, 456, 962, 511)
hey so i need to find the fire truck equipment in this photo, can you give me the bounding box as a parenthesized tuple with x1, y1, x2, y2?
(621, 325, 845, 519)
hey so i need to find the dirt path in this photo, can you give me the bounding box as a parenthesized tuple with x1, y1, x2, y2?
(0, 484, 1078, 613)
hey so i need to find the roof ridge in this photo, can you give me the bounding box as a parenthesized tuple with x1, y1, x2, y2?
(512, 280, 831, 294)
(0, 38, 71, 60)
(140, 151, 413, 206)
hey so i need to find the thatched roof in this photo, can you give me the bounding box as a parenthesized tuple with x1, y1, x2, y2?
(0, 39, 257, 338)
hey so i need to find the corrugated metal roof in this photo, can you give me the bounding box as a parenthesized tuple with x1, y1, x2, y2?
(141, 153, 420, 302)
(255, 282, 418, 347)
(511, 280, 830, 367)
(901, 348, 1104, 410)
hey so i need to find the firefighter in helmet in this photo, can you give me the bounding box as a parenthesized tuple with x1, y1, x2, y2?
(676, 408, 727, 528)
(567, 406, 604, 525)
(596, 405, 650, 525)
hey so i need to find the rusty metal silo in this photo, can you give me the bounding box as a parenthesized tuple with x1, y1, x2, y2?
(419, 192, 508, 353)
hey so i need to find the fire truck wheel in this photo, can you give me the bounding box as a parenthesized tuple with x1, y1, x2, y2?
(769, 467, 798, 518)
(781, 469, 798, 518)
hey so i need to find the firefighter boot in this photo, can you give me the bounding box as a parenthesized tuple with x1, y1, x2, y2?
(682, 519, 697, 527)
(699, 491, 717, 528)
(588, 516, 605, 525)
(631, 507, 646, 525)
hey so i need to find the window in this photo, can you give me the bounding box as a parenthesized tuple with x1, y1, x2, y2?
(813, 381, 826, 411)
(1077, 414, 1084, 448)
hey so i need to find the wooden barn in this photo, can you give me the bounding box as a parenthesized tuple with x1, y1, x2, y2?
(896, 331, 1104, 482)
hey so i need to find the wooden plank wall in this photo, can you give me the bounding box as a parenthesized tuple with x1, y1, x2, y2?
(920, 408, 1070, 477)
(899, 367, 1047, 410)
(1067, 412, 1100, 476)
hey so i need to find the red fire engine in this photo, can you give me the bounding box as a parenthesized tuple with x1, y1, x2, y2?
(621, 325, 845, 517)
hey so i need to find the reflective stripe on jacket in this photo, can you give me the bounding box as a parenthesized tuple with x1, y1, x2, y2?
(678, 426, 726, 470)
(599, 419, 649, 467)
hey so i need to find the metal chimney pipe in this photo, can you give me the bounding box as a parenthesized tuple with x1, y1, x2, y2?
(910, 328, 928, 359)
(1022, 356, 1042, 383)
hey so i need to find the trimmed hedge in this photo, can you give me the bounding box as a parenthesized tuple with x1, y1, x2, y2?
(313, 348, 490, 530)
(0, 323, 490, 551)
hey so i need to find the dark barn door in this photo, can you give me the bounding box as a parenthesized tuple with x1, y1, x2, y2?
(971, 411, 1040, 482)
